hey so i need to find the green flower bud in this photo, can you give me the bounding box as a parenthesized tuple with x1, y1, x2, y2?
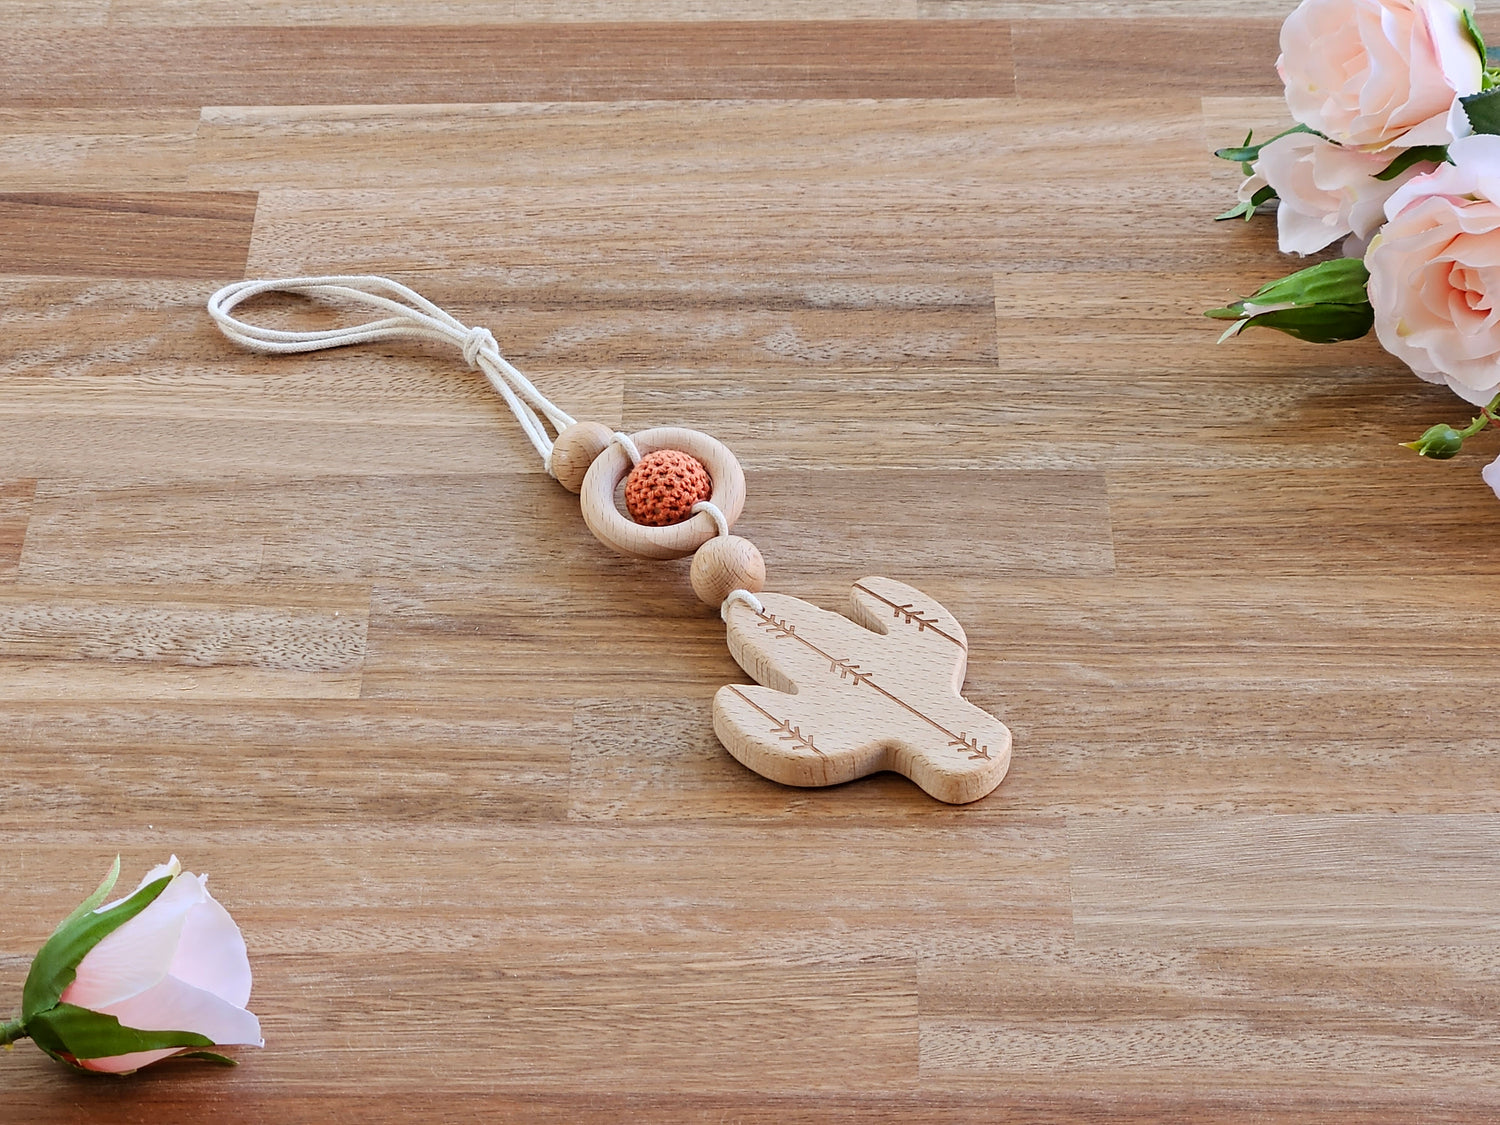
(1206, 258, 1373, 344)
(1402, 423, 1466, 459)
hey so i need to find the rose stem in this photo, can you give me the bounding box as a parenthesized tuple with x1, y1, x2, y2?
(1456, 393, 1500, 439)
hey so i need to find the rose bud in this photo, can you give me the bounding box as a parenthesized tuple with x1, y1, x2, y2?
(1206, 257, 1375, 343)
(1, 857, 263, 1074)
(1402, 423, 1466, 458)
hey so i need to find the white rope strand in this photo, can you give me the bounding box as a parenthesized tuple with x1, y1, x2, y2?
(611, 431, 643, 466)
(691, 500, 730, 539)
(720, 588, 764, 622)
(208, 275, 576, 466)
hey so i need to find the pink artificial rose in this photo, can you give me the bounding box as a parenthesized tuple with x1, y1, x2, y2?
(1278, 0, 1482, 150)
(1484, 456, 1500, 498)
(1252, 131, 1436, 255)
(1366, 133, 1500, 404)
(59, 857, 262, 1073)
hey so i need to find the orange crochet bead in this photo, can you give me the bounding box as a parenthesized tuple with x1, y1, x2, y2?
(624, 449, 713, 527)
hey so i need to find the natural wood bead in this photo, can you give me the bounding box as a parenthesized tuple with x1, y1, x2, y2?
(690, 535, 766, 607)
(550, 421, 614, 493)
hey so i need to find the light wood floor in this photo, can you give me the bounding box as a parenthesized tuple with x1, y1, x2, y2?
(4, 4, 1500, 1122)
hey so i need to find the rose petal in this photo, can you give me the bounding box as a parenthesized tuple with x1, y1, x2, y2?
(98, 973, 262, 1049)
(77, 1048, 183, 1075)
(1482, 455, 1500, 499)
(1281, 0, 1481, 148)
(63, 873, 205, 1011)
(1425, 0, 1484, 95)
(168, 887, 252, 1009)
(97, 856, 181, 913)
(1277, 201, 1345, 254)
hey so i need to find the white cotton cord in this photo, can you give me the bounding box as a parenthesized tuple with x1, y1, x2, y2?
(207, 275, 576, 467)
(611, 431, 643, 466)
(720, 588, 764, 623)
(691, 500, 729, 539)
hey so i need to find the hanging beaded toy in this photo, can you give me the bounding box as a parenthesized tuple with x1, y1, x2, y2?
(209, 275, 1012, 804)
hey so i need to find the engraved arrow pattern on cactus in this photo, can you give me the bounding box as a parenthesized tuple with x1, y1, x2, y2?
(713, 576, 1012, 804)
(726, 686, 826, 757)
(755, 613, 799, 641)
(868, 594, 963, 646)
(950, 733, 991, 762)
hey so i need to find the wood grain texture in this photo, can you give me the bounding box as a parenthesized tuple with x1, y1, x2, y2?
(0, 0, 106, 25)
(1070, 815, 1500, 945)
(1110, 466, 1500, 575)
(965, 577, 1500, 693)
(0, 22, 1012, 108)
(0, 478, 32, 580)
(100, 1, 1315, 24)
(5, 701, 574, 825)
(569, 687, 1500, 822)
(921, 941, 1500, 1100)
(0, 585, 368, 700)
(5, 6, 1500, 1122)
(188, 97, 1200, 192)
(0, 111, 199, 191)
(0, 192, 256, 278)
(244, 184, 1007, 373)
(1015, 19, 1283, 97)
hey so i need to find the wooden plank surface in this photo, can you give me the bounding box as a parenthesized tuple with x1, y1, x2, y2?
(0, 22, 1013, 107)
(3, 3, 1500, 1122)
(0, 193, 256, 277)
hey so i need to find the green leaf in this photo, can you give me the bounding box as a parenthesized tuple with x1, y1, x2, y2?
(1462, 87, 1500, 135)
(1216, 183, 1278, 221)
(21, 873, 173, 1022)
(1213, 123, 1316, 166)
(25, 1018, 88, 1071)
(1465, 6, 1489, 59)
(46, 857, 121, 941)
(1373, 145, 1449, 181)
(175, 1050, 239, 1066)
(26, 1003, 212, 1072)
(1465, 9, 1494, 90)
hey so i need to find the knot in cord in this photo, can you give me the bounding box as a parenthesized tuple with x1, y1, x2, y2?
(462, 326, 497, 370)
(205, 275, 575, 467)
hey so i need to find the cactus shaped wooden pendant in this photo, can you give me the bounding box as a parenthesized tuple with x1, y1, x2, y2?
(716, 577, 1011, 804)
(210, 275, 1013, 805)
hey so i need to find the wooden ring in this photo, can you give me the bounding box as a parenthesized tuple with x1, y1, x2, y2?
(580, 427, 746, 560)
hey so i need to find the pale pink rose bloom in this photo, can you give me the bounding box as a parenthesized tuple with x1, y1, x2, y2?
(1254, 131, 1433, 255)
(1484, 456, 1500, 498)
(60, 857, 262, 1073)
(1367, 134, 1500, 404)
(1278, 0, 1482, 150)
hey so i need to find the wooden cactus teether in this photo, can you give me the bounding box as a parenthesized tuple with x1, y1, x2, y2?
(208, 275, 1012, 804)
(717, 577, 1009, 805)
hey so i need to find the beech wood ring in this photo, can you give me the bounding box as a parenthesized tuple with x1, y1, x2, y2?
(580, 427, 746, 560)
